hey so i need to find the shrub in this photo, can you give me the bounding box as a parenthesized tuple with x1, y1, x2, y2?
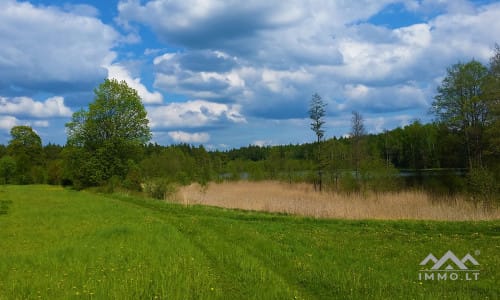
(467, 168, 499, 209)
(144, 179, 178, 200)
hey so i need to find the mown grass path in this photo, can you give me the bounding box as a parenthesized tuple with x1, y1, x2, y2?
(0, 185, 498, 299)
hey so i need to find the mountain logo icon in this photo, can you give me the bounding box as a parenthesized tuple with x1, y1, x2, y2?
(420, 250, 479, 271)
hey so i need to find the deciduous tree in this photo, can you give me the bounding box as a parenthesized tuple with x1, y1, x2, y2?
(432, 60, 489, 170)
(351, 111, 365, 179)
(7, 126, 43, 183)
(309, 93, 327, 191)
(65, 79, 151, 187)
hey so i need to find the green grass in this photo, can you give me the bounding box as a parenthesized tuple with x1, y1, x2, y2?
(0, 185, 498, 299)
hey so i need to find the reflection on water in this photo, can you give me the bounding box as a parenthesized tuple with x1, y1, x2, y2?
(399, 169, 467, 195)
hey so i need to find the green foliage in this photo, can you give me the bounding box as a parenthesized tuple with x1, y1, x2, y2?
(467, 168, 499, 207)
(46, 159, 63, 185)
(432, 60, 490, 169)
(309, 93, 326, 143)
(143, 178, 177, 200)
(0, 156, 16, 184)
(6, 126, 43, 184)
(484, 45, 500, 172)
(67, 79, 151, 149)
(337, 171, 360, 193)
(64, 79, 151, 188)
(7, 126, 42, 157)
(359, 158, 401, 193)
(123, 162, 143, 192)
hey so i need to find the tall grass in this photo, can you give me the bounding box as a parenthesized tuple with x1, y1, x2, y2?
(175, 181, 499, 221)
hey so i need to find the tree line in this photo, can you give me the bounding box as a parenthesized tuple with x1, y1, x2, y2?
(0, 48, 498, 204)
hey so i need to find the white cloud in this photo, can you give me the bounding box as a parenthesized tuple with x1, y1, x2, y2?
(0, 116, 19, 131)
(32, 120, 50, 128)
(148, 100, 246, 129)
(168, 131, 210, 143)
(0, 1, 118, 94)
(341, 83, 429, 113)
(106, 64, 163, 104)
(1, 0, 496, 146)
(428, 3, 500, 60)
(62, 3, 100, 17)
(0, 96, 72, 118)
(252, 140, 273, 147)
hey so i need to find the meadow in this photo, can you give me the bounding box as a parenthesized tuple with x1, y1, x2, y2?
(0, 185, 499, 299)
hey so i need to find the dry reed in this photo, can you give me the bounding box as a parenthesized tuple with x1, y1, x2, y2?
(173, 181, 499, 221)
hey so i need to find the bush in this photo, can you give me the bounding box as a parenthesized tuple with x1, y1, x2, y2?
(467, 168, 499, 208)
(144, 179, 178, 200)
(359, 159, 401, 193)
(338, 172, 360, 193)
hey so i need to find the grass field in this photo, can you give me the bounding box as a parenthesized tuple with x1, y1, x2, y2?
(0, 185, 499, 299)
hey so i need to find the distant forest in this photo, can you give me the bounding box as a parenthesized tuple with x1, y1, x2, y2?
(0, 47, 499, 206)
(0, 119, 497, 200)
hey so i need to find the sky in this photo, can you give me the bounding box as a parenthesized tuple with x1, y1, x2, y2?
(0, 0, 499, 149)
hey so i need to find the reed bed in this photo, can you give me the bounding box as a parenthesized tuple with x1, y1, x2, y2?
(175, 181, 499, 221)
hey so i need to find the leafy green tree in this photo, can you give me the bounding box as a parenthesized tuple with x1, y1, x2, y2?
(484, 44, 500, 172)
(65, 79, 152, 187)
(67, 79, 151, 149)
(8, 126, 42, 158)
(431, 60, 489, 170)
(7, 126, 43, 184)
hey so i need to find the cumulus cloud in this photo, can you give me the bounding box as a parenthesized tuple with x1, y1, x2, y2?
(0, 116, 19, 132)
(153, 50, 244, 102)
(0, 1, 118, 95)
(341, 83, 429, 112)
(119, 0, 500, 123)
(0, 96, 72, 118)
(106, 64, 163, 104)
(33, 120, 50, 128)
(118, 0, 306, 49)
(168, 131, 210, 143)
(147, 100, 246, 129)
(2, 0, 497, 146)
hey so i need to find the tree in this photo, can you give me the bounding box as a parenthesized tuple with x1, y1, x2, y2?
(65, 79, 152, 187)
(8, 126, 42, 156)
(431, 60, 489, 170)
(309, 93, 327, 191)
(484, 44, 500, 170)
(67, 79, 151, 149)
(309, 93, 326, 143)
(0, 156, 16, 184)
(351, 111, 366, 180)
(7, 126, 43, 184)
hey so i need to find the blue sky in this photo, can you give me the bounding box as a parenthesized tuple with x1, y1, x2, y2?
(1, 0, 499, 149)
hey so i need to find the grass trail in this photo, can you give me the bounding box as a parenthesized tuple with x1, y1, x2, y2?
(0, 185, 499, 299)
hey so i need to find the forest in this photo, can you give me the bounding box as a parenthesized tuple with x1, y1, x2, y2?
(0, 48, 499, 207)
